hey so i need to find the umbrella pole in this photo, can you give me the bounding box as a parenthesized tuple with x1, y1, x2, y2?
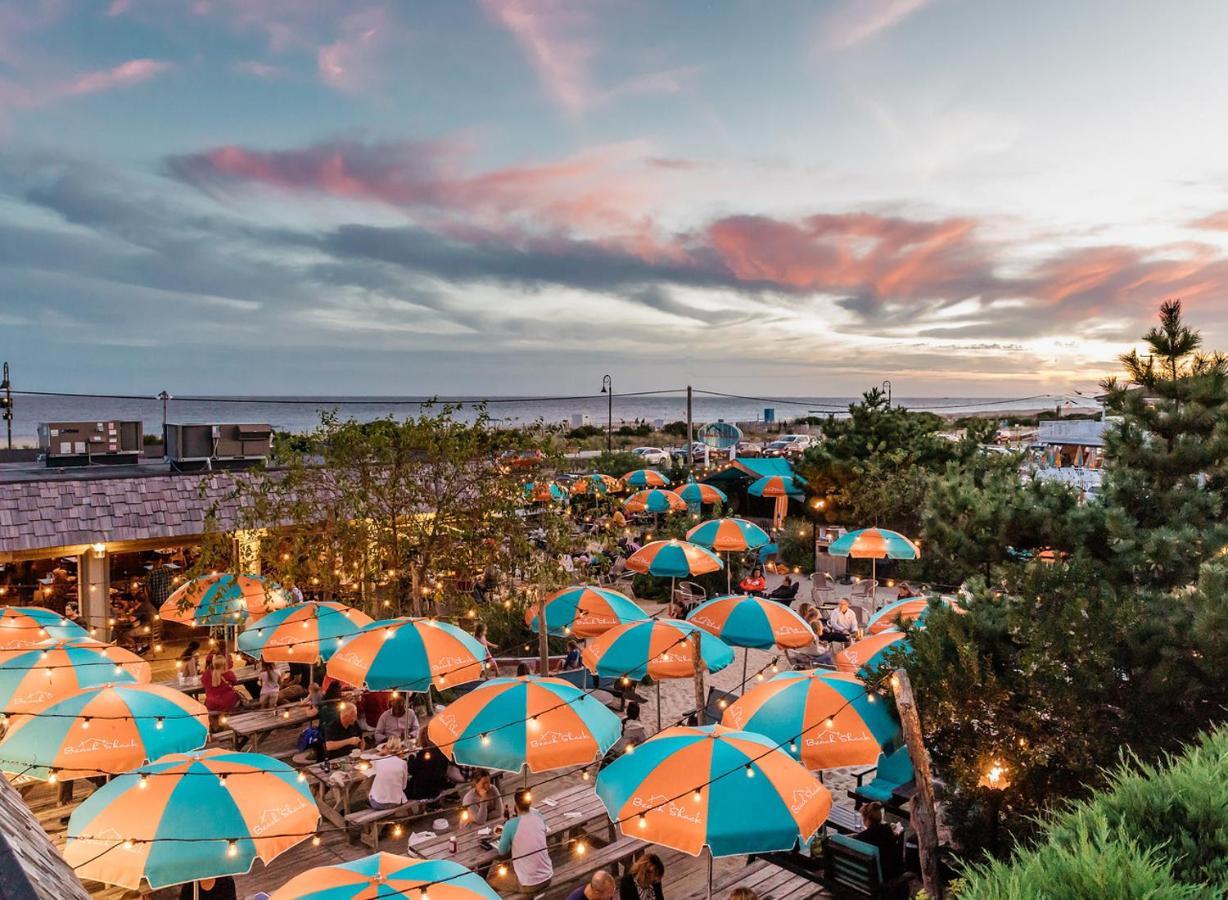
(741, 647, 748, 691)
(872, 558, 878, 611)
(194, 882, 200, 900)
(707, 847, 713, 900)
(726, 553, 731, 594)
(656, 680, 661, 732)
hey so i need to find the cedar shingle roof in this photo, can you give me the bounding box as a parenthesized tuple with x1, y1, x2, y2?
(0, 778, 92, 900)
(0, 472, 247, 554)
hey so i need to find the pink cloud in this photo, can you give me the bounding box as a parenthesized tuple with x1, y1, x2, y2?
(231, 60, 285, 79)
(317, 8, 387, 91)
(481, 0, 594, 115)
(823, 0, 937, 50)
(1189, 210, 1228, 232)
(60, 58, 171, 98)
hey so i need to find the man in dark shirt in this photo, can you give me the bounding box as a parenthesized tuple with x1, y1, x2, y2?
(319, 702, 364, 761)
(856, 802, 906, 891)
(406, 735, 451, 800)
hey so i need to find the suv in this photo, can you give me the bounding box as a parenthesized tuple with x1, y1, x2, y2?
(762, 434, 815, 457)
(671, 441, 710, 462)
(631, 446, 670, 466)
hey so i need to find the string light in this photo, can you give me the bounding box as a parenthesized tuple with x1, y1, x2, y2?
(226, 840, 238, 858)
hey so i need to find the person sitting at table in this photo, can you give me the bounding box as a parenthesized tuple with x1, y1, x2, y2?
(177, 640, 201, 679)
(896, 581, 918, 600)
(618, 853, 665, 900)
(314, 680, 345, 733)
(462, 772, 501, 825)
(405, 735, 451, 800)
(608, 702, 648, 759)
(824, 598, 861, 645)
(319, 702, 365, 761)
(374, 694, 419, 745)
(566, 870, 615, 900)
(563, 640, 582, 670)
(178, 876, 236, 900)
(496, 790, 553, 894)
(739, 566, 767, 596)
(855, 802, 906, 895)
(366, 735, 408, 810)
(768, 575, 800, 604)
(256, 660, 281, 709)
(203, 655, 240, 725)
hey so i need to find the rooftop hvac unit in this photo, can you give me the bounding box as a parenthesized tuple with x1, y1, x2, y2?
(38, 421, 143, 467)
(164, 423, 273, 472)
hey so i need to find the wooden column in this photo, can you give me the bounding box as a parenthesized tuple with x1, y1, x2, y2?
(892, 668, 942, 899)
(691, 631, 705, 725)
(77, 548, 110, 641)
(232, 529, 262, 575)
(536, 593, 550, 675)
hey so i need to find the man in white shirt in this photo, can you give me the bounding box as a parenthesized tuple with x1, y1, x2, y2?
(374, 695, 419, 745)
(826, 598, 861, 644)
(495, 790, 553, 892)
(366, 736, 408, 810)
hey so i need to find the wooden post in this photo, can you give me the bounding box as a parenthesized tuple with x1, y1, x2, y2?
(686, 385, 694, 470)
(691, 631, 706, 725)
(892, 668, 942, 899)
(537, 591, 550, 676)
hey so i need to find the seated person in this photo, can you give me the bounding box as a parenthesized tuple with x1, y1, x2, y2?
(566, 870, 615, 900)
(374, 695, 419, 744)
(768, 575, 800, 603)
(896, 581, 918, 600)
(738, 566, 767, 596)
(823, 598, 861, 644)
(318, 702, 365, 761)
(563, 640, 582, 670)
(405, 735, 451, 800)
(496, 790, 553, 894)
(462, 772, 501, 825)
(856, 802, 906, 893)
(618, 854, 665, 900)
(609, 701, 649, 757)
(366, 735, 408, 810)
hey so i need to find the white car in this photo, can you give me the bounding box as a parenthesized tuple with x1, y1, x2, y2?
(762, 434, 815, 457)
(631, 446, 670, 465)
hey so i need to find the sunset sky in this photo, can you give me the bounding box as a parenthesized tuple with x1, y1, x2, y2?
(3, 0, 1228, 396)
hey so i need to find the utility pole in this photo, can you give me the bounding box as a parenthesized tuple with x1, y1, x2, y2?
(0, 362, 11, 450)
(601, 375, 612, 452)
(691, 630, 706, 726)
(158, 390, 171, 446)
(892, 668, 942, 898)
(882, 379, 892, 407)
(686, 385, 693, 470)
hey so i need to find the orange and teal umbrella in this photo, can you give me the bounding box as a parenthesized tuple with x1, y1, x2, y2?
(828, 527, 919, 560)
(269, 853, 499, 900)
(64, 749, 318, 891)
(678, 477, 727, 507)
(0, 606, 89, 649)
(582, 618, 734, 681)
(622, 469, 671, 489)
(626, 540, 722, 579)
(525, 586, 648, 638)
(569, 473, 622, 496)
(686, 595, 814, 651)
(327, 617, 490, 692)
(867, 596, 935, 634)
(524, 480, 567, 503)
(427, 675, 620, 773)
(747, 474, 806, 498)
(237, 601, 373, 663)
(595, 723, 831, 857)
(160, 573, 289, 627)
(624, 488, 686, 515)
(721, 670, 898, 769)
(0, 683, 208, 780)
(686, 518, 771, 553)
(835, 630, 909, 677)
(0, 638, 150, 715)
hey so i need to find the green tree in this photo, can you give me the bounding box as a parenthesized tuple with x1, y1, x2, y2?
(1100, 299, 1228, 588)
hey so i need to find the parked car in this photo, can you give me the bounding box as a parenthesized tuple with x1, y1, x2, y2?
(631, 446, 671, 465)
(762, 434, 815, 457)
(734, 440, 763, 457)
(671, 441, 710, 462)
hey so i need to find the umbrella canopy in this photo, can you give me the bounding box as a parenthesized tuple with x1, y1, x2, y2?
(65, 749, 318, 891)
(160, 574, 290, 627)
(0, 606, 89, 649)
(622, 469, 671, 489)
(595, 723, 831, 857)
(827, 528, 920, 561)
(624, 489, 687, 515)
(686, 595, 815, 650)
(867, 596, 943, 634)
(678, 478, 727, 506)
(524, 480, 567, 503)
(626, 540, 723, 578)
(686, 518, 770, 553)
(747, 474, 807, 498)
(237, 602, 374, 663)
(0, 638, 150, 715)
(327, 617, 490, 692)
(0, 683, 208, 780)
(835, 630, 909, 676)
(269, 853, 500, 900)
(427, 675, 620, 773)
(582, 618, 734, 681)
(569, 473, 622, 496)
(721, 670, 899, 769)
(525, 586, 648, 638)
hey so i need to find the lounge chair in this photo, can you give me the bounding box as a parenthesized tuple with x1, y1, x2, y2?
(811, 571, 837, 606)
(850, 745, 914, 808)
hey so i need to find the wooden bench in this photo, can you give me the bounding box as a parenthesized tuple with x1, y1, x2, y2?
(824, 834, 888, 897)
(225, 705, 315, 752)
(677, 858, 822, 900)
(823, 802, 864, 835)
(343, 800, 421, 851)
(503, 832, 646, 900)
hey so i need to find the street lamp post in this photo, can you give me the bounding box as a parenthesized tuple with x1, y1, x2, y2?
(600, 375, 612, 452)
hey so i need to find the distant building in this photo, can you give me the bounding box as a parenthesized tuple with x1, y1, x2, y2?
(1032, 419, 1110, 495)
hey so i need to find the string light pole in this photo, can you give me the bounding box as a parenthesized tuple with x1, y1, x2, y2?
(600, 375, 613, 452)
(892, 667, 942, 898)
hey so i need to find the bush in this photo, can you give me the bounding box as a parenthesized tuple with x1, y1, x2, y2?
(776, 516, 813, 571)
(957, 725, 1228, 897)
(589, 451, 644, 477)
(567, 425, 603, 439)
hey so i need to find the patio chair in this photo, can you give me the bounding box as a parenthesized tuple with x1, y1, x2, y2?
(849, 578, 878, 611)
(850, 745, 915, 807)
(673, 581, 706, 616)
(811, 571, 837, 606)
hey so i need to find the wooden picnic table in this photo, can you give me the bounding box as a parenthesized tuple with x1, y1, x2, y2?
(408, 782, 615, 875)
(154, 664, 261, 697)
(679, 858, 821, 900)
(225, 704, 315, 752)
(302, 754, 381, 828)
